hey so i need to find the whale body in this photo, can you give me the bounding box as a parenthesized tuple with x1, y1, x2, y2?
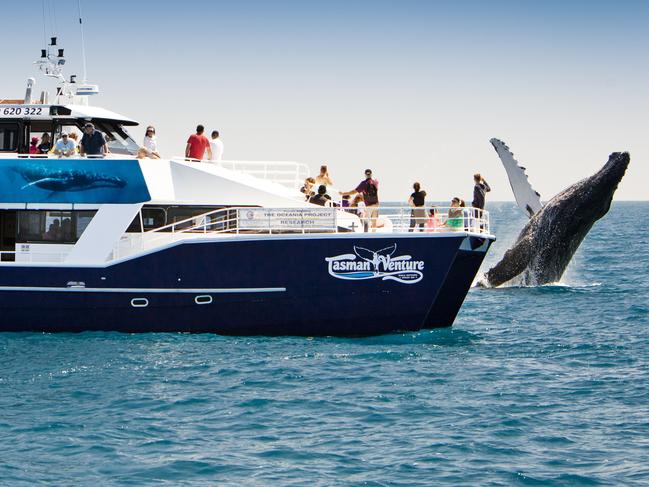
(16, 165, 127, 192)
(483, 145, 630, 287)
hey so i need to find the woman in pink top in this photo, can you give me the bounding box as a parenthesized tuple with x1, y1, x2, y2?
(425, 207, 441, 232)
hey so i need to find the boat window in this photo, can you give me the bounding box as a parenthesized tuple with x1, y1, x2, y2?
(126, 207, 167, 232)
(0, 122, 19, 151)
(16, 210, 96, 244)
(49, 106, 72, 116)
(29, 120, 54, 133)
(76, 211, 95, 238)
(167, 206, 227, 223)
(27, 120, 54, 153)
(93, 121, 139, 155)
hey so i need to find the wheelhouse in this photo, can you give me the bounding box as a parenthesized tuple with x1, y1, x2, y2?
(0, 102, 139, 155)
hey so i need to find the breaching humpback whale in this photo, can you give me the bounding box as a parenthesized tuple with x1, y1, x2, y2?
(482, 139, 630, 287)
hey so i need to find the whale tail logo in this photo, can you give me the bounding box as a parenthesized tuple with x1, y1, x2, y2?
(353, 244, 397, 272)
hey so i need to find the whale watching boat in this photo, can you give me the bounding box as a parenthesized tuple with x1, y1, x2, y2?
(0, 37, 495, 335)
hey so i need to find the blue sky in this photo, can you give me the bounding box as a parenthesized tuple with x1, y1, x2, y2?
(2, 0, 648, 201)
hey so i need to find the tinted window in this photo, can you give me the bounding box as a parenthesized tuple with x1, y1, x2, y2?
(16, 211, 96, 243)
(126, 208, 167, 232)
(0, 123, 19, 151)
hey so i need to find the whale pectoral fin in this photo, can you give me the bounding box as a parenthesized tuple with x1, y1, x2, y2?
(485, 234, 534, 287)
(490, 138, 544, 218)
(20, 178, 57, 190)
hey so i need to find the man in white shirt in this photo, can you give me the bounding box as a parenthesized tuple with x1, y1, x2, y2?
(53, 133, 77, 157)
(210, 130, 224, 162)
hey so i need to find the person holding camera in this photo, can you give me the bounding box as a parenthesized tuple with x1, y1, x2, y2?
(472, 173, 491, 210)
(472, 173, 491, 231)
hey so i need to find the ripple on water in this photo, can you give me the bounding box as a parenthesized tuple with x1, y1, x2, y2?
(1, 204, 648, 485)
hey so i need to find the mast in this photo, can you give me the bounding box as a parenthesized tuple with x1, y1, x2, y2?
(77, 0, 88, 83)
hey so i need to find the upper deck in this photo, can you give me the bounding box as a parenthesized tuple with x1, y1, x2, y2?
(0, 103, 139, 155)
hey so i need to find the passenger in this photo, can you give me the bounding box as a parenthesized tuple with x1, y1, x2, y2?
(446, 197, 463, 230)
(185, 124, 212, 161)
(29, 137, 39, 154)
(136, 147, 149, 159)
(341, 194, 350, 208)
(340, 169, 380, 232)
(142, 126, 160, 159)
(209, 130, 224, 162)
(300, 177, 316, 200)
(315, 164, 333, 188)
(44, 219, 61, 240)
(425, 207, 441, 232)
(472, 173, 490, 229)
(472, 173, 491, 210)
(460, 199, 471, 230)
(350, 194, 368, 232)
(61, 218, 73, 240)
(53, 132, 77, 157)
(37, 133, 52, 154)
(68, 132, 80, 153)
(309, 185, 333, 207)
(79, 123, 107, 157)
(408, 182, 427, 232)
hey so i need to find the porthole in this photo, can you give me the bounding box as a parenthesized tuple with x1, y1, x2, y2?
(194, 295, 213, 305)
(131, 298, 149, 308)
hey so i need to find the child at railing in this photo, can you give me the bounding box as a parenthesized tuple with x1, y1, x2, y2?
(425, 207, 441, 232)
(350, 194, 368, 232)
(29, 136, 39, 154)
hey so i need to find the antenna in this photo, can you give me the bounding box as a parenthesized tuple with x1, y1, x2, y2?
(77, 0, 88, 83)
(33, 0, 99, 103)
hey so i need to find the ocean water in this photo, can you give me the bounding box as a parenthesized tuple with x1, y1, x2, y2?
(1, 202, 648, 486)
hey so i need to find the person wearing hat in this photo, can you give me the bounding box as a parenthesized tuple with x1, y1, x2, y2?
(80, 122, 107, 157)
(142, 125, 160, 159)
(340, 168, 380, 231)
(53, 132, 77, 157)
(28, 136, 40, 155)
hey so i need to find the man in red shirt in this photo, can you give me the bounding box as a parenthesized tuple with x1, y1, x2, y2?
(185, 125, 212, 161)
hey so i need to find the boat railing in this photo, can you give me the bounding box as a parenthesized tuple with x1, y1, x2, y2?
(172, 157, 310, 189)
(114, 205, 491, 260)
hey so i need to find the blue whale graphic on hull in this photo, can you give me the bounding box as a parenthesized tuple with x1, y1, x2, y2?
(17, 166, 127, 192)
(0, 158, 151, 204)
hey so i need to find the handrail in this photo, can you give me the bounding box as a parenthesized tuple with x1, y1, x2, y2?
(111, 205, 491, 261)
(144, 207, 238, 234)
(171, 157, 310, 189)
(143, 205, 491, 237)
